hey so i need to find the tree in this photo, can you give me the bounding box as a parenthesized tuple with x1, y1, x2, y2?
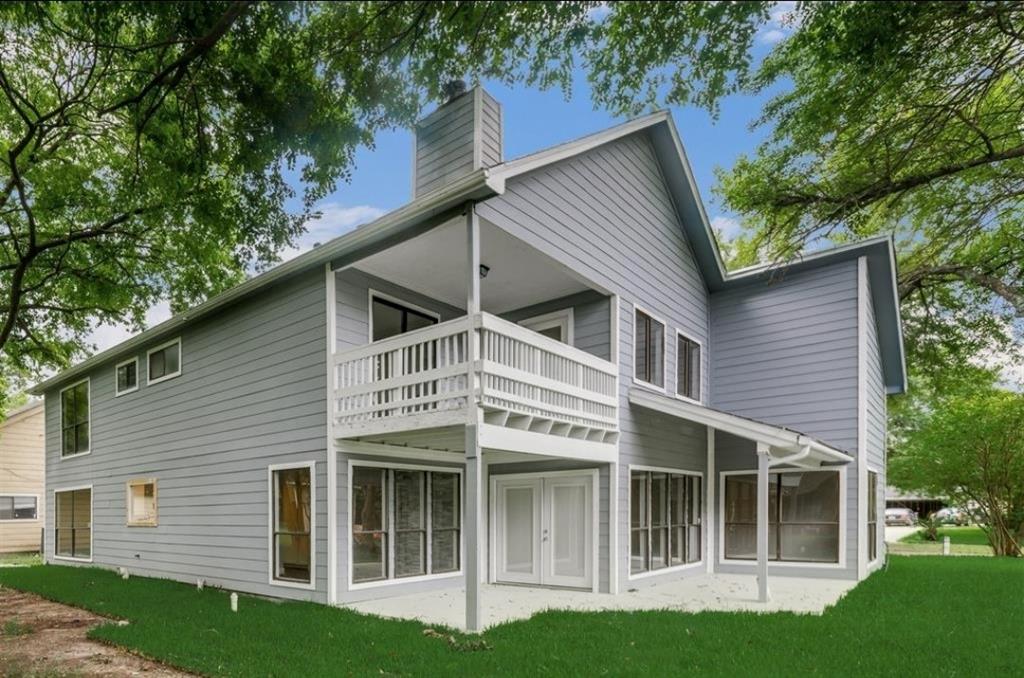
(889, 387, 1024, 557)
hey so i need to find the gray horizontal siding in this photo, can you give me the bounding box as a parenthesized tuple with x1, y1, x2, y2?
(479, 89, 502, 167)
(710, 261, 859, 452)
(44, 269, 328, 602)
(499, 290, 611, 361)
(416, 91, 476, 197)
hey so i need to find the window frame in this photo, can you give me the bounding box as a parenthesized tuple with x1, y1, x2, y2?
(628, 465, 704, 580)
(146, 337, 182, 386)
(367, 289, 441, 343)
(53, 484, 93, 563)
(114, 357, 139, 397)
(518, 308, 575, 344)
(348, 460, 463, 590)
(58, 378, 91, 460)
(631, 304, 667, 391)
(867, 468, 879, 564)
(719, 467, 847, 569)
(267, 461, 317, 590)
(125, 478, 158, 527)
(674, 330, 702, 404)
(0, 494, 40, 522)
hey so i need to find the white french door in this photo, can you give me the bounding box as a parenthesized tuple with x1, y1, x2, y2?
(494, 473, 594, 589)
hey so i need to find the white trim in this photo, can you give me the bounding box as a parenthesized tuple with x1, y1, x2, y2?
(52, 484, 93, 563)
(717, 467, 848, 570)
(145, 337, 182, 386)
(866, 463, 882, 567)
(626, 464, 705, 580)
(857, 256, 869, 580)
(706, 426, 715, 574)
(113, 357, 139, 397)
(630, 303, 668, 392)
(366, 288, 442, 343)
(609, 459, 619, 594)
(125, 478, 158, 527)
(0, 493, 42, 523)
(325, 264, 338, 604)
(673, 328, 703, 405)
(346, 459, 465, 592)
(58, 378, 91, 460)
(267, 461, 317, 591)
(518, 308, 575, 345)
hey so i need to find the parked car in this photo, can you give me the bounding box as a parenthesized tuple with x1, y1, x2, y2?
(885, 507, 918, 526)
(932, 507, 969, 525)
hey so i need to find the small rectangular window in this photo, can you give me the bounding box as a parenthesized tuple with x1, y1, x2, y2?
(147, 339, 181, 384)
(867, 471, 878, 562)
(0, 496, 38, 521)
(55, 488, 91, 560)
(272, 465, 312, 584)
(634, 309, 665, 388)
(116, 358, 138, 396)
(126, 479, 158, 526)
(676, 333, 701, 401)
(60, 380, 90, 457)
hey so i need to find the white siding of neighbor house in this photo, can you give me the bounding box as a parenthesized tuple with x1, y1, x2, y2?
(43, 269, 329, 602)
(0, 404, 45, 553)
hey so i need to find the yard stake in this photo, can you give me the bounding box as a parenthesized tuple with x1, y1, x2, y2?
(230, 592, 238, 612)
(943, 536, 950, 556)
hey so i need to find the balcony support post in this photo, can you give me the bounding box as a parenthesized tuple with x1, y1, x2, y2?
(756, 441, 772, 603)
(464, 201, 485, 632)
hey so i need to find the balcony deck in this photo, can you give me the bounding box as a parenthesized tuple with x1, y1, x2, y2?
(332, 312, 619, 454)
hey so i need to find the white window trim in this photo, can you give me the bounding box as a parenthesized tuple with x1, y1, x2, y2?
(866, 464, 882, 566)
(627, 464, 705, 580)
(631, 303, 668, 392)
(146, 337, 182, 386)
(52, 484, 93, 563)
(0, 493, 41, 523)
(367, 289, 441, 343)
(125, 478, 158, 527)
(518, 308, 575, 344)
(718, 467, 848, 569)
(58, 378, 91, 460)
(267, 461, 317, 590)
(673, 329, 703, 405)
(114, 357, 139, 397)
(347, 459, 464, 591)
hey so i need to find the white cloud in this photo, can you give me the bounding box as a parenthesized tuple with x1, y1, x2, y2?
(710, 215, 742, 239)
(757, 1, 798, 45)
(278, 203, 386, 263)
(87, 300, 173, 354)
(758, 29, 787, 45)
(587, 4, 612, 22)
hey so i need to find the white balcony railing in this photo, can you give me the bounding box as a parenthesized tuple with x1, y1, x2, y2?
(333, 312, 619, 443)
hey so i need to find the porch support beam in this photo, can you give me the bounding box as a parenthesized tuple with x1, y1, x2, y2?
(464, 202, 484, 633)
(756, 441, 771, 603)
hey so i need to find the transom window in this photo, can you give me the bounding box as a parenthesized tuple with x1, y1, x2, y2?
(634, 308, 665, 388)
(126, 479, 157, 527)
(60, 380, 89, 457)
(723, 471, 841, 563)
(147, 338, 181, 384)
(271, 465, 313, 585)
(116, 358, 138, 396)
(352, 466, 460, 584)
(630, 470, 702, 574)
(676, 333, 701, 401)
(867, 471, 878, 562)
(371, 294, 438, 341)
(0, 496, 37, 521)
(55, 487, 91, 560)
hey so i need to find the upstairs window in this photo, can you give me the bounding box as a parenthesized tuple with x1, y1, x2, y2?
(370, 293, 438, 341)
(126, 479, 158, 527)
(60, 380, 90, 457)
(634, 308, 665, 388)
(676, 333, 701, 402)
(147, 338, 181, 385)
(115, 358, 138, 396)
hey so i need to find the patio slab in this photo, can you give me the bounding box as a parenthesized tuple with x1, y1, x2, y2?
(343, 573, 857, 631)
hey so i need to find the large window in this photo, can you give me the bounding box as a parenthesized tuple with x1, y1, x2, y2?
(60, 380, 89, 457)
(0, 496, 37, 521)
(126, 479, 158, 527)
(147, 338, 181, 385)
(271, 465, 313, 585)
(676, 333, 701, 401)
(630, 470, 701, 574)
(351, 466, 460, 584)
(55, 487, 91, 560)
(867, 471, 878, 562)
(634, 308, 665, 388)
(370, 294, 438, 341)
(723, 471, 840, 563)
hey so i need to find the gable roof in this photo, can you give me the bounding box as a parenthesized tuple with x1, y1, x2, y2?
(32, 111, 906, 395)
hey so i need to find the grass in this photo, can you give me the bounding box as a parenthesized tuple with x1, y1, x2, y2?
(2, 619, 32, 636)
(1, 557, 1021, 676)
(891, 526, 994, 556)
(0, 551, 43, 567)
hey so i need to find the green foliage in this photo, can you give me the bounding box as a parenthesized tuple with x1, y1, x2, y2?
(2, 619, 32, 636)
(917, 516, 941, 542)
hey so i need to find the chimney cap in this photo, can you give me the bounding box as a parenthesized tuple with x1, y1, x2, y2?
(442, 79, 467, 102)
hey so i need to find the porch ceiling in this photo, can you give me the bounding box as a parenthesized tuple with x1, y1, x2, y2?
(352, 217, 594, 313)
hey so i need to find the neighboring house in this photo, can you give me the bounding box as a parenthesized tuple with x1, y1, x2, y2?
(31, 84, 904, 631)
(886, 485, 945, 518)
(0, 400, 45, 553)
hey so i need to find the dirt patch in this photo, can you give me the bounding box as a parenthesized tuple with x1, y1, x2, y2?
(0, 587, 195, 677)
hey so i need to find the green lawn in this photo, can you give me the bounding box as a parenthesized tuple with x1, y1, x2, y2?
(900, 526, 990, 546)
(1, 557, 1021, 677)
(891, 526, 994, 556)
(0, 551, 42, 567)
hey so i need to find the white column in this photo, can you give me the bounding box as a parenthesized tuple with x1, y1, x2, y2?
(464, 202, 484, 632)
(466, 203, 480, 315)
(756, 441, 771, 603)
(324, 263, 338, 605)
(706, 426, 715, 574)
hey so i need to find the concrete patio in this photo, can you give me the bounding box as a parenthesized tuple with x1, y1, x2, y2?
(343, 574, 858, 631)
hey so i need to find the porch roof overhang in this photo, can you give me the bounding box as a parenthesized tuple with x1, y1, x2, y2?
(627, 387, 851, 466)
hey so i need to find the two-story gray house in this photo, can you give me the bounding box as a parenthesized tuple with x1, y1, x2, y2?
(33, 85, 905, 632)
